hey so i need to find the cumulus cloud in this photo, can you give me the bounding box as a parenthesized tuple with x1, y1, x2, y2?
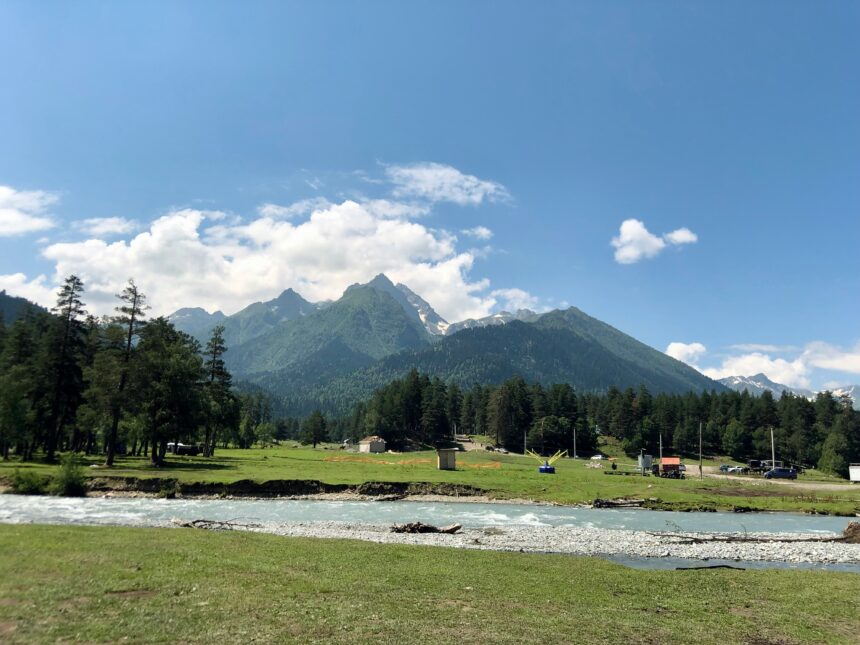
(611, 219, 697, 264)
(7, 199, 530, 322)
(461, 226, 493, 240)
(663, 227, 698, 245)
(0, 272, 56, 306)
(489, 288, 540, 312)
(74, 217, 137, 236)
(665, 341, 707, 366)
(1, 163, 534, 321)
(702, 353, 811, 389)
(386, 162, 509, 205)
(0, 185, 58, 236)
(666, 339, 860, 390)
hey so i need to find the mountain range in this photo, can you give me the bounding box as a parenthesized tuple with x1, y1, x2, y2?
(718, 373, 859, 410)
(168, 274, 722, 414)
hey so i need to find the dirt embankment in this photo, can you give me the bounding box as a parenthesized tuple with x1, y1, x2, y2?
(85, 476, 489, 500)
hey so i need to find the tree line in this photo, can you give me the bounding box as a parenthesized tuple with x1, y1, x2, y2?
(327, 371, 859, 477)
(0, 276, 262, 466)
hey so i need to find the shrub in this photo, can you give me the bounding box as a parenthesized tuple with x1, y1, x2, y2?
(50, 454, 88, 497)
(10, 469, 50, 495)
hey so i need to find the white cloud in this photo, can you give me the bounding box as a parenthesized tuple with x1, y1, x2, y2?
(74, 217, 137, 236)
(663, 227, 698, 245)
(0, 185, 58, 236)
(665, 341, 707, 365)
(386, 162, 509, 206)
(0, 273, 56, 307)
(702, 353, 811, 389)
(667, 339, 860, 391)
(257, 198, 331, 219)
(729, 343, 799, 353)
(611, 219, 666, 264)
(5, 198, 533, 323)
(461, 226, 493, 240)
(363, 199, 430, 219)
(489, 288, 540, 312)
(802, 341, 860, 374)
(611, 219, 698, 264)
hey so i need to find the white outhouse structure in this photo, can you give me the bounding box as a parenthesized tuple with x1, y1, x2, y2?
(359, 436, 387, 453)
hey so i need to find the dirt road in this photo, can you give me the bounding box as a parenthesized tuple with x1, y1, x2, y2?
(695, 465, 857, 492)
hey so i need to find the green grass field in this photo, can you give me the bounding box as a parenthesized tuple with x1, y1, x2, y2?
(0, 525, 857, 644)
(1, 438, 858, 514)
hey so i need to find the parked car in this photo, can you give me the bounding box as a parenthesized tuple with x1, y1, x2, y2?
(727, 466, 748, 474)
(719, 464, 731, 472)
(590, 454, 606, 460)
(167, 442, 202, 456)
(678, 464, 687, 472)
(764, 467, 797, 480)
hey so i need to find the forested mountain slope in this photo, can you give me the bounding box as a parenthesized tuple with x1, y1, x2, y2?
(251, 307, 722, 415)
(226, 282, 432, 378)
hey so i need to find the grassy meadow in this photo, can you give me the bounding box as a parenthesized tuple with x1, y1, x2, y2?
(1, 437, 858, 514)
(0, 524, 857, 644)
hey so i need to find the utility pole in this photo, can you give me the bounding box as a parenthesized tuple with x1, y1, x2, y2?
(770, 426, 776, 469)
(699, 421, 703, 480)
(573, 423, 577, 459)
(659, 432, 663, 463)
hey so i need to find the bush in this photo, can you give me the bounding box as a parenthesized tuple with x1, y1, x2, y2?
(50, 454, 88, 497)
(10, 469, 50, 495)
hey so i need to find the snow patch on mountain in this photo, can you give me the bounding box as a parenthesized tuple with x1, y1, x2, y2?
(719, 373, 859, 409)
(445, 309, 541, 336)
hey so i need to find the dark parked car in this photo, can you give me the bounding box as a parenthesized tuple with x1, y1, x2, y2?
(719, 464, 731, 472)
(763, 467, 797, 480)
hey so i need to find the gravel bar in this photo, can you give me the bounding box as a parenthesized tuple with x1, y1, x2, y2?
(231, 521, 860, 565)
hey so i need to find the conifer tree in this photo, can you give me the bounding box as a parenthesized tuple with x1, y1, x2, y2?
(104, 280, 148, 466)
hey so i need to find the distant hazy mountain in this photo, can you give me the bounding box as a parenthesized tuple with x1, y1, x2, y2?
(718, 374, 859, 410)
(169, 288, 317, 346)
(0, 290, 45, 323)
(445, 309, 540, 336)
(718, 373, 814, 399)
(829, 385, 859, 410)
(168, 307, 227, 340)
(218, 288, 317, 347)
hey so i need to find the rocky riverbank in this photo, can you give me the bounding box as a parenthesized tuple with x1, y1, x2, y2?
(229, 521, 860, 565)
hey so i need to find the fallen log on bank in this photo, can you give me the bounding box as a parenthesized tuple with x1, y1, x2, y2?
(390, 522, 462, 534)
(174, 518, 262, 531)
(592, 498, 645, 508)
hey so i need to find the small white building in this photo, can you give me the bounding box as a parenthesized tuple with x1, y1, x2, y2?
(359, 435, 386, 453)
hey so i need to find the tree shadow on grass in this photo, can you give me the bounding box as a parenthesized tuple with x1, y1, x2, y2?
(142, 461, 237, 471)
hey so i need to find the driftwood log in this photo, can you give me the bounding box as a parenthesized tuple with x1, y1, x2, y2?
(174, 519, 261, 531)
(390, 522, 462, 534)
(592, 498, 645, 508)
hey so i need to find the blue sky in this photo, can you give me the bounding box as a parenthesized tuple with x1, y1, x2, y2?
(1, 1, 858, 390)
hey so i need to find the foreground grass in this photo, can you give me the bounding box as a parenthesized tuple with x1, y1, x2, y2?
(0, 525, 857, 644)
(1, 441, 858, 514)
